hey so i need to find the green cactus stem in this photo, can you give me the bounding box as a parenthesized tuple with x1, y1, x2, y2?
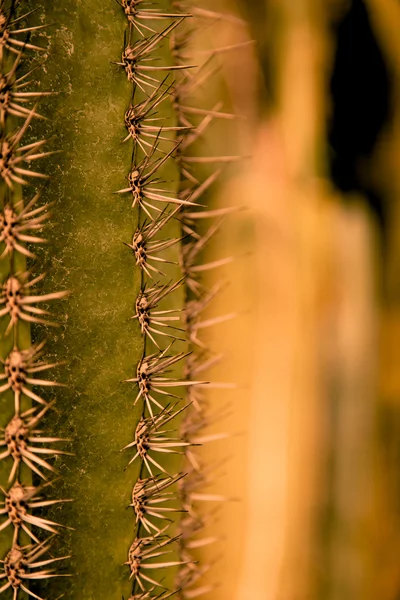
(24, 1, 187, 599)
(0, 1, 237, 598)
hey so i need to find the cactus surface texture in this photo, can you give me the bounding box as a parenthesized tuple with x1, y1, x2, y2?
(0, 1, 236, 599)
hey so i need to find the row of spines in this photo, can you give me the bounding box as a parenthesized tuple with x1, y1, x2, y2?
(118, 1, 238, 598)
(0, 2, 70, 599)
(117, 2, 192, 596)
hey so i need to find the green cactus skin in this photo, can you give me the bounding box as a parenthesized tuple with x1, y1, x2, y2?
(1, 1, 139, 598)
(24, 1, 186, 599)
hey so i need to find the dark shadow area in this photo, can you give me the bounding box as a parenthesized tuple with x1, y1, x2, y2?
(328, 0, 392, 232)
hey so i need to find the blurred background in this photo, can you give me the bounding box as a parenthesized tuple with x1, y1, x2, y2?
(185, 0, 400, 598)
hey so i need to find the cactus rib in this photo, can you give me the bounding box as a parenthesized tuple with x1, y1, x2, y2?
(0, 3, 70, 598)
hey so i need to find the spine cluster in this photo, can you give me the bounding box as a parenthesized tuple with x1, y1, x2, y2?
(119, 1, 237, 598)
(0, 2, 69, 598)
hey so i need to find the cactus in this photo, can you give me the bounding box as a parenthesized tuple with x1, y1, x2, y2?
(0, 1, 237, 599)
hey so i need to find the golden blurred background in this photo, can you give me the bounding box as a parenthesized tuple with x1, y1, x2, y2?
(185, 0, 400, 598)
